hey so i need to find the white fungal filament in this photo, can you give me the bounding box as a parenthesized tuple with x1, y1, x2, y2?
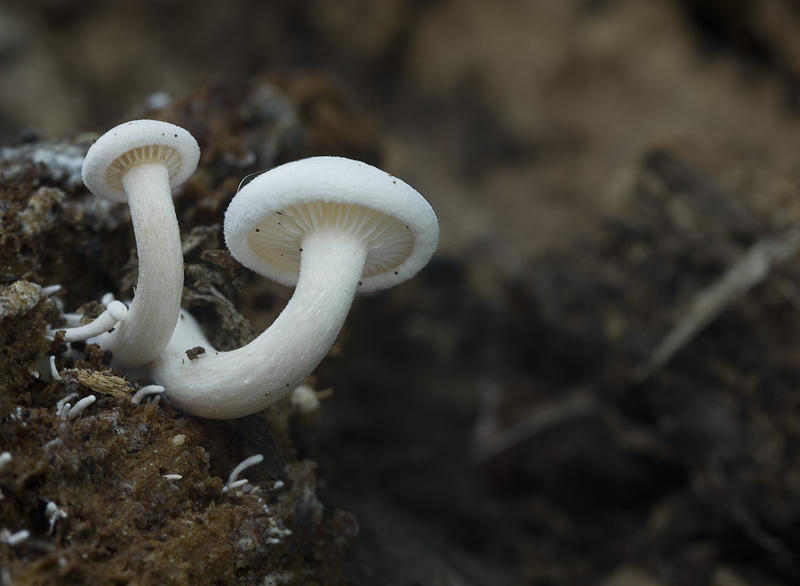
(131, 384, 165, 405)
(53, 300, 129, 343)
(64, 395, 96, 421)
(223, 454, 264, 493)
(0, 529, 29, 546)
(49, 356, 62, 382)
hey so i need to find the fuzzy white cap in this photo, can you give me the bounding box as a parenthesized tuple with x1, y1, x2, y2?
(224, 156, 439, 293)
(82, 119, 200, 203)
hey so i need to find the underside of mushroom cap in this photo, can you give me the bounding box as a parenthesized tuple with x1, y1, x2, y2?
(82, 119, 200, 203)
(224, 156, 439, 293)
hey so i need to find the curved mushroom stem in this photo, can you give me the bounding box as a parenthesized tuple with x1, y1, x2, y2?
(149, 229, 366, 419)
(91, 163, 183, 367)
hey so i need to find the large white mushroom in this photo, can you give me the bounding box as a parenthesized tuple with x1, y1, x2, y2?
(150, 156, 439, 419)
(55, 120, 199, 367)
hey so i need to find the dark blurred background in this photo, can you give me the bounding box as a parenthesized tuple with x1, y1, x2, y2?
(9, 0, 800, 269)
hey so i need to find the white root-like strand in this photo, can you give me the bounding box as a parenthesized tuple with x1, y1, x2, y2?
(53, 300, 129, 343)
(131, 384, 165, 405)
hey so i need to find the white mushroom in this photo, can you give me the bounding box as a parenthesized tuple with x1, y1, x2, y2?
(150, 156, 438, 419)
(73, 120, 199, 367)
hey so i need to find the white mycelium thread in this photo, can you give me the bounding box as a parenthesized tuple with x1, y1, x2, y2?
(62, 395, 96, 421)
(223, 454, 264, 492)
(0, 529, 29, 546)
(131, 384, 165, 405)
(55, 300, 128, 343)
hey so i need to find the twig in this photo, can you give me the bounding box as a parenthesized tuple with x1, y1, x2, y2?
(473, 388, 598, 464)
(635, 222, 800, 382)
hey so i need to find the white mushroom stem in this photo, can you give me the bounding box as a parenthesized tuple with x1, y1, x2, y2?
(53, 300, 128, 343)
(150, 229, 367, 419)
(90, 163, 183, 367)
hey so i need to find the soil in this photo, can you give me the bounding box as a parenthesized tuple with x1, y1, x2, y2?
(2, 1, 800, 585)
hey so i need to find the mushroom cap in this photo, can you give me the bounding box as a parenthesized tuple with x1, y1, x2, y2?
(82, 119, 200, 203)
(224, 156, 439, 293)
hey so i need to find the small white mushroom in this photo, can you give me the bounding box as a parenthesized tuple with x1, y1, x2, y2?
(149, 156, 438, 419)
(76, 120, 199, 368)
(44, 501, 67, 535)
